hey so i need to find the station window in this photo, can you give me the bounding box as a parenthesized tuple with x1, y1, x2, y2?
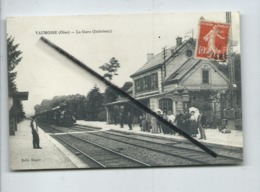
(143, 76, 148, 90)
(135, 73, 158, 93)
(202, 70, 209, 84)
(159, 98, 173, 113)
(151, 73, 158, 90)
(135, 79, 141, 92)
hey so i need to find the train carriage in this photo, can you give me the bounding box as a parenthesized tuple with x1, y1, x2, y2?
(36, 104, 76, 126)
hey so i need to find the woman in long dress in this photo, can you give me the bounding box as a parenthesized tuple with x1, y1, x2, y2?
(141, 114, 147, 132)
(151, 115, 158, 134)
(161, 111, 171, 134)
(167, 111, 175, 135)
(174, 110, 184, 134)
(190, 111, 198, 137)
(183, 110, 191, 136)
(156, 110, 163, 133)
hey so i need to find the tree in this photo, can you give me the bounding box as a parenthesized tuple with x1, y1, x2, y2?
(34, 104, 41, 114)
(34, 94, 88, 120)
(85, 85, 105, 121)
(121, 81, 133, 92)
(15, 100, 26, 121)
(213, 62, 228, 76)
(189, 90, 214, 111)
(103, 86, 118, 104)
(100, 57, 121, 105)
(66, 94, 87, 120)
(190, 98, 212, 111)
(99, 57, 120, 80)
(7, 36, 26, 124)
(7, 36, 23, 95)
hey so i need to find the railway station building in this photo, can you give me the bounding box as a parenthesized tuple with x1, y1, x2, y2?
(105, 37, 238, 127)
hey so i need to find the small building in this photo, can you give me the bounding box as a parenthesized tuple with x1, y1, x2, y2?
(9, 91, 28, 135)
(106, 37, 230, 126)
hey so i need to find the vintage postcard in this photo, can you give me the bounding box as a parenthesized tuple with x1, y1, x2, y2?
(7, 12, 242, 170)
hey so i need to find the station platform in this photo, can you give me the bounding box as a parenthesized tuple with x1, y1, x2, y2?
(9, 120, 242, 170)
(9, 120, 88, 170)
(76, 120, 243, 149)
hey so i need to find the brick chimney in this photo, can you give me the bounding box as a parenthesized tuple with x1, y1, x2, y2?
(147, 53, 154, 62)
(176, 37, 182, 47)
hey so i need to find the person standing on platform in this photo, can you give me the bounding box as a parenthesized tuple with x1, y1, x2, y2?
(161, 111, 169, 134)
(190, 111, 198, 137)
(156, 110, 163, 133)
(198, 111, 207, 140)
(139, 115, 143, 130)
(151, 115, 158, 134)
(167, 111, 175, 135)
(146, 113, 152, 132)
(141, 114, 148, 132)
(113, 105, 119, 125)
(119, 112, 124, 128)
(167, 111, 175, 124)
(126, 112, 133, 130)
(201, 112, 207, 128)
(183, 110, 191, 136)
(174, 110, 184, 135)
(30, 116, 42, 149)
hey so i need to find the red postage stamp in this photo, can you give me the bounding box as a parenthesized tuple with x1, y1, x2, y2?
(195, 20, 231, 62)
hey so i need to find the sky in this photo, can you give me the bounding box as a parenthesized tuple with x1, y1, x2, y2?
(6, 12, 240, 115)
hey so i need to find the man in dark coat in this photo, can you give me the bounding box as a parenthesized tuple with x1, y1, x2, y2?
(183, 110, 191, 136)
(201, 113, 207, 127)
(119, 112, 124, 128)
(126, 112, 133, 130)
(30, 116, 42, 149)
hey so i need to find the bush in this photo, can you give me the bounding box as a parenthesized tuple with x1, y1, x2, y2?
(97, 110, 106, 121)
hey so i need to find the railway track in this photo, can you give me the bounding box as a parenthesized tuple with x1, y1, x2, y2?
(38, 122, 100, 133)
(75, 125, 243, 160)
(38, 122, 242, 167)
(57, 134, 150, 168)
(105, 131, 242, 160)
(74, 124, 102, 131)
(39, 122, 150, 168)
(78, 131, 242, 165)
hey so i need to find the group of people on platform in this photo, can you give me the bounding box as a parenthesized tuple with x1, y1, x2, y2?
(174, 110, 207, 140)
(117, 109, 207, 140)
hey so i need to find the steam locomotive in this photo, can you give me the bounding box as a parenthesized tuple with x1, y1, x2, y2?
(36, 103, 76, 126)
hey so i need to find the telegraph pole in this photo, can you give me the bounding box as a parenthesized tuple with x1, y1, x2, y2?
(226, 12, 236, 129)
(226, 11, 236, 109)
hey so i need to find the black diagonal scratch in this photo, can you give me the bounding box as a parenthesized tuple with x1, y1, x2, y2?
(40, 36, 217, 158)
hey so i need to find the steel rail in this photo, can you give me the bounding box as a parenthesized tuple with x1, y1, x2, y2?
(55, 135, 106, 168)
(71, 134, 151, 167)
(38, 123, 106, 167)
(41, 123, 151, 167)
(85, 131, 240, 164)
(98, 130, 243, 162)
(81, 132, 209, 165)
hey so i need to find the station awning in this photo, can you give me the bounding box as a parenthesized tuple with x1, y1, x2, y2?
(12, 92, 29, 100)
(104, 92, 163, 106)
